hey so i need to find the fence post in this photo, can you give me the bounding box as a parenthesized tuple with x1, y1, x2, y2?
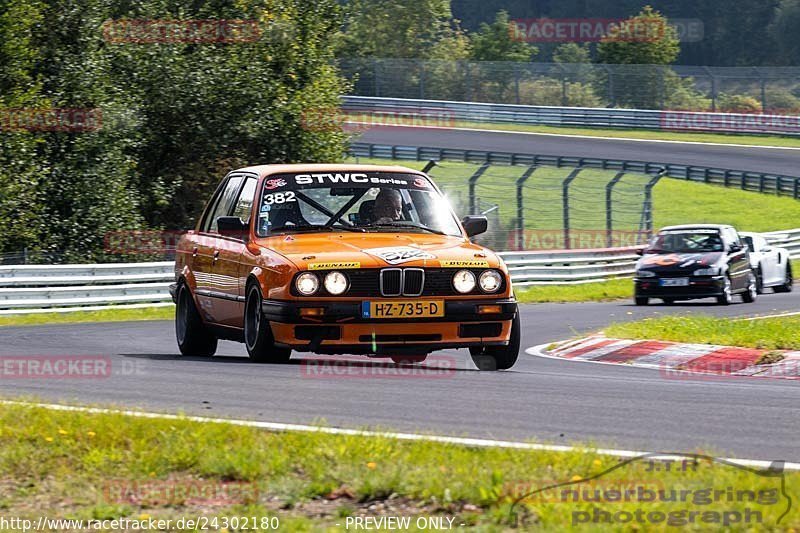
(641, 169, 666, 239)
(514, 64, 521, 105)
(516, 166, 537, 251)
(704, 67, 717, 112)
(605, 172, 626, 248)
(605, 66, 615, 107)
(468, 163, 490, 214)
(562, 168, 583, 250)
(373, 59, 380, 97)
(419, 61, 426, 99)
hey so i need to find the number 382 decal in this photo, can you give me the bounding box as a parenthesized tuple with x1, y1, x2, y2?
(262, 191, 296, 205)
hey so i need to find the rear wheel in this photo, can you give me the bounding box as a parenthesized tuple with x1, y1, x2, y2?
(716, 275, 733, 305)
(175, 282, 217, 356)
(741, 272, 757, 303)
(774, 264, 794, 293)
(634, 296, 649, 306)
(662, 298, 675, 305)
(244, 283, 292, 364)
(471, 313, 520, 371)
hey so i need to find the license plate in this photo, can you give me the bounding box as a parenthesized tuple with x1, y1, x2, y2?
(362, 300, 445, 319)
(660, 278, 689, 287)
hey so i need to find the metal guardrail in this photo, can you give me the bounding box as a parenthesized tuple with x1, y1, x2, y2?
(0, 262, 174, 314)
(342, 96, 800, 136)
(3, 231, 797, 313)
(349, 142, 800, 199)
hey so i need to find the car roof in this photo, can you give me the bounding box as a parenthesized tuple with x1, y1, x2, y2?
(234, 163, 424, 177)
(658, 224, 734, 232)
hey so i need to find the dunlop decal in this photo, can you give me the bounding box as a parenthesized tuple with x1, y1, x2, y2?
(308, 261, 361, 270)
(440, 260, 490, 268)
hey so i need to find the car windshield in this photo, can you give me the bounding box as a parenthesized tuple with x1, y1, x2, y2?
(255, 171, 463, 237)
(647, 230, 725, 253)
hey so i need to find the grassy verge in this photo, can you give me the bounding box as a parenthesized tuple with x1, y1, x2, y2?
(516, 279, 632, 303)
(605, 314, 800, 350)
(0, 402, 796, 530)
(346, 113, 800, 148)
(0, 306, 174, 327)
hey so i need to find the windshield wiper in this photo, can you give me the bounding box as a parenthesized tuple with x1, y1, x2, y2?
(368, 222, 448, 235)
(270, 223, 363, 234)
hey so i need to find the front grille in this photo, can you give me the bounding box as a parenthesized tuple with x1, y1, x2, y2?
(297, 268, 505, 297)
(379, 268, 424, 296)
(359, 334, 442, 342)
(380, 269, 402, 296)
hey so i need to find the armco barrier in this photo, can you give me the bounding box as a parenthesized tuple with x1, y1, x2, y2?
(2, 230, 797, 313)
(342, 96, 800, 136)
(349, 142, 800, 199)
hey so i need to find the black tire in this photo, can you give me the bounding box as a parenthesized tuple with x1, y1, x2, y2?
(244, 283, 292, 364)
(175, 282, 218, 356)
(755, 266, 764, 294)
(662, 298, 675, 305)
(390, 355, 427, 364)
(634, 296, 649, 306)
(471, 313, 520, 371)
(716, 275, 733, 305)
(774, 264, 794, 293)
(741, 272, 757, 303)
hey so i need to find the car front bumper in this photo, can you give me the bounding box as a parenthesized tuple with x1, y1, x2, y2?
(262, 298, 517, 354)
(634, 276, 726, 299)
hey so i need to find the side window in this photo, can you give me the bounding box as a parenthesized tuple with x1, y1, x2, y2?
(231, 177, 257, 223)
(205, 176, 244, 233)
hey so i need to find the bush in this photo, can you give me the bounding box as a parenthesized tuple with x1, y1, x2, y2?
(518, 78, 603, 107)
(664, 74, 711, 111)
(718, 94, 763, 113)
(764, 88, 800, 112)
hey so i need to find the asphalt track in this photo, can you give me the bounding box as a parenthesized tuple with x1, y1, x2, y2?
(2, 291, 799, 462)
(356, 125, 800, 176)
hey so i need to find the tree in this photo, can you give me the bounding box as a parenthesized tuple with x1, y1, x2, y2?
(552, 43, 591, 64)
(596, 6, 680, 109)
(469, 10, 536, 62)
(770, 0, 800, 65)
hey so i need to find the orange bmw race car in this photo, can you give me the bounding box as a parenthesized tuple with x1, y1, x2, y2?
(171, 164, 520, 370)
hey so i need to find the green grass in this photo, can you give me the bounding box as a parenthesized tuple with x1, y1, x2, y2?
(0, 306, 174, 327)
(516, 279, 632, 303)
(605, 314, 800, 350)
(0, 401, 797, 530)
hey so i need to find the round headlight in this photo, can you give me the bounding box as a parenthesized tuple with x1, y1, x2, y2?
(324, 271, 348, 295)
(479, 270, 503, 293)
(295, 272, 319, 295)
(452, 269, 476, 294)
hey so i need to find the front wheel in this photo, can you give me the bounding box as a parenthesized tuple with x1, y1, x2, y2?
(634, 296, 649, 306)
(390, 355, 427, 364)
(741, 272, 757, 303)
(244, 283, 292, 364)
(175, 282, 217, 356)
(755, 266, 764, 294)
(774, 264, 794, 293)
(716, 275, 733, 305)
(471, 313, 520, 371)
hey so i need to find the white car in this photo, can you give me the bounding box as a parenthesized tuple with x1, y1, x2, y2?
(740, 232, 793, 294)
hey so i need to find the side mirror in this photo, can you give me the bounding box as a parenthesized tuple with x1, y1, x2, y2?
(635, 248, 644, 256)
(216, 216, 249, 240)
(729, 243, 742, 253)
(461, 215, 488, 238)
(762, 246, 772, 253)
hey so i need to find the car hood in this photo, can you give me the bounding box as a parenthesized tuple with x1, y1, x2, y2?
(255, 233, 501, 270)
(637, 251, 724, 273)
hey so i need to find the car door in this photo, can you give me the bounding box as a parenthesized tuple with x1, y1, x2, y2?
(758, 235, 781, 285)
(213, 175, 258, 328)
(194, 174, 244, 323)
(726, 229, 750, 291)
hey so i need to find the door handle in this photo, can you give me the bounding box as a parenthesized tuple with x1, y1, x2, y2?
(192, 247, 198, 258)
(213, 250, 220, 262)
